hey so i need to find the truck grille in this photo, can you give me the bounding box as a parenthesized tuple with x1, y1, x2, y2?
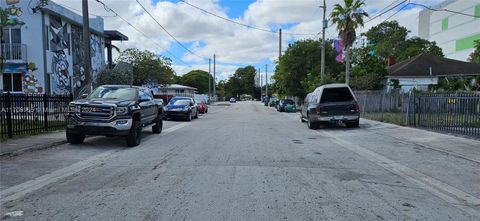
(77, 105, 114, 119)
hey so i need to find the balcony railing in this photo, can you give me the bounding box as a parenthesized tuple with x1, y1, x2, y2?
(1, 43, 27, 63)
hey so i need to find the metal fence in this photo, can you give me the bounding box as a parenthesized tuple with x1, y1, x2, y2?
(1, 92, 72, 139)
(355, 90, 480, 138)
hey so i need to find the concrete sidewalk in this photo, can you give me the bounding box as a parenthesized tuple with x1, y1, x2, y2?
(0, 131, 66, 156)
(360, 118, 480, 164)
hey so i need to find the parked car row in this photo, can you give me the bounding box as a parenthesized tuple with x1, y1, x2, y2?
(163, 96, 208, 121)
(65, 85, 209, 147)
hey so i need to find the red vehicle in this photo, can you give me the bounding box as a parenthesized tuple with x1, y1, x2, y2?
(196, 100, 208, 114)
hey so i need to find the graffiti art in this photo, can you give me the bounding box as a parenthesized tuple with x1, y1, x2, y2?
(49, 15, 69, 52)
(24, 69, 43, 93)
(51, 51, 71, 95)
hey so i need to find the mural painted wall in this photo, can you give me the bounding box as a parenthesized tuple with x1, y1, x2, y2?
(71, 25, 87, 98)
(49, 15, 71, 95)
(90, 33, 104, 82)
(24, 63, 43, 93)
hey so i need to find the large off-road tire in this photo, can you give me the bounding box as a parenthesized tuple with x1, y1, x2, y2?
(152, 115, 163, 134)
(66, 132, 85, 144)
(126, 120, 142, 147)
(307, 115, 318, 130)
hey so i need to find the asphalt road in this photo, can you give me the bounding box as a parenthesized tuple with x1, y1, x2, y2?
(1, 101, 479, 220)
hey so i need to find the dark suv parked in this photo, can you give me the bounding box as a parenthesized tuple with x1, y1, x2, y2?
(164, 97, 198, 121)
(66, 85, 164, 147)
(300, 84, 360, 129)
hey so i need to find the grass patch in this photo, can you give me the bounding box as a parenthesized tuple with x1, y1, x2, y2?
(362, 112, 404, 126)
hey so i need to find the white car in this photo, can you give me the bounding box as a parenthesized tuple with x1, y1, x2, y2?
(229, 98, 236, 103)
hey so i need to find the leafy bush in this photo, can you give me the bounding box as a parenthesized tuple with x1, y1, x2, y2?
(95, 68, 132, 86)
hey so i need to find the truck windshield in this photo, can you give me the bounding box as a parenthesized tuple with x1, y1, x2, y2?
(320, 87, 354, 103)
(88, 87, 137, 100)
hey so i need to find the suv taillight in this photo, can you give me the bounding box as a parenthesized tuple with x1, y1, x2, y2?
(316, 106, 321, 114)
(355, 103, 360, 112)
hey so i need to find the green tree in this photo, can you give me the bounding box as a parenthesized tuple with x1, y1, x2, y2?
(273, 39, 344, 98)
(364, 21, 409, 59)
(216, 80, 226, 98)
(396, 37, 444, 61)
(350, 46, 388, 90)
(468, 40, 480, 64)
(331, 0, 369, 85)
(95, 68, 132, 86)
(364, 21, 443, 62)
(116, 48, 176, 86)
(224, 66, 256, 98)
(178, 70, 213, 94)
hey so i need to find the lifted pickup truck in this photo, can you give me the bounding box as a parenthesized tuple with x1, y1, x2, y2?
(66, 85, 163, 147)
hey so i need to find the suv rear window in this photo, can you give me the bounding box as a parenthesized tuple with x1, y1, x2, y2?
(320, 87, 354, 103)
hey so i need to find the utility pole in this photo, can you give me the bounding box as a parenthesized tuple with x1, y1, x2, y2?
(260, 69, 262, 99)
(279, 28, 282, 60)
(320, 0, 326, 82)
(258, 68, 262, 100)
(208, 58, 211, 101)
(213, 54, 216, 101)
(82, 0, 92, 96)
(265, 64, 268, 97)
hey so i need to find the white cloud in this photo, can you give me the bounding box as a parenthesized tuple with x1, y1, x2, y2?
(54, 0, 443, 76)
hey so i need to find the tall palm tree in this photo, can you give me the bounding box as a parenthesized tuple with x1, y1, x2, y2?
(331, 0, 368, 85)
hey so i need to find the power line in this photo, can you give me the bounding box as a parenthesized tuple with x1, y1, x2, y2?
(365, 0, 407, 24)
(60, 3, 117, 17)
(135, 0, 205, 60)
(93, 0, 192, 66)
(409, 2, 480, 18)
(178, 0, 315, 36)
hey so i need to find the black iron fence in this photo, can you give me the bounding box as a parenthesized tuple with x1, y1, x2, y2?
(355, 90, 480, 138)
(1, 92, 72, 139)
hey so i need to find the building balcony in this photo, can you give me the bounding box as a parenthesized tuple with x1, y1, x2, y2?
(1, 43, 27, 63)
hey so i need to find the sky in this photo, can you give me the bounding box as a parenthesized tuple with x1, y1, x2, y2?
(54, 0, 445, 82)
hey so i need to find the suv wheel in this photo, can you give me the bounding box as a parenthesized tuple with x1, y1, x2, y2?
(187, 112, 192, 121)
(66, 132, 85, 144)
(126, 120, 142, 147)
(152, 115, 163, 134)
(307, 115, 318, 130)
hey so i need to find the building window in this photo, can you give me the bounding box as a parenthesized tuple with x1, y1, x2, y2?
(2, 27, 21, 44)
(441, 18, 448, 30)
(175, 89, 185, 93)
(2, 73, 23, 92)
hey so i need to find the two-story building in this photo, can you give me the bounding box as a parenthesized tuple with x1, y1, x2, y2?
(1, 0, 127, 97)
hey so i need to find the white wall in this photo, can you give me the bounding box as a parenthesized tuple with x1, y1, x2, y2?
(419, 0, 480, 61)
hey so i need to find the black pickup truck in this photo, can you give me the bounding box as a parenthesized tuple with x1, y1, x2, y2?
(301, 84, 360, 129)
(66, 85, 163, 147)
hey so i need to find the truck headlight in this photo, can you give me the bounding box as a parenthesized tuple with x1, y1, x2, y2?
(116, 106, 128, 115)
(68, 104, 77, 113)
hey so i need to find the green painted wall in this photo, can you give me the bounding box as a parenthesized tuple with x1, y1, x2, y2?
(455, 33, 480, 51)
(441, 18, 448, 30)
(475, 5, 480, 17)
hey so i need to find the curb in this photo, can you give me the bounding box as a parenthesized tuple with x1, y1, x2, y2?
(0, 140, 68, 157)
